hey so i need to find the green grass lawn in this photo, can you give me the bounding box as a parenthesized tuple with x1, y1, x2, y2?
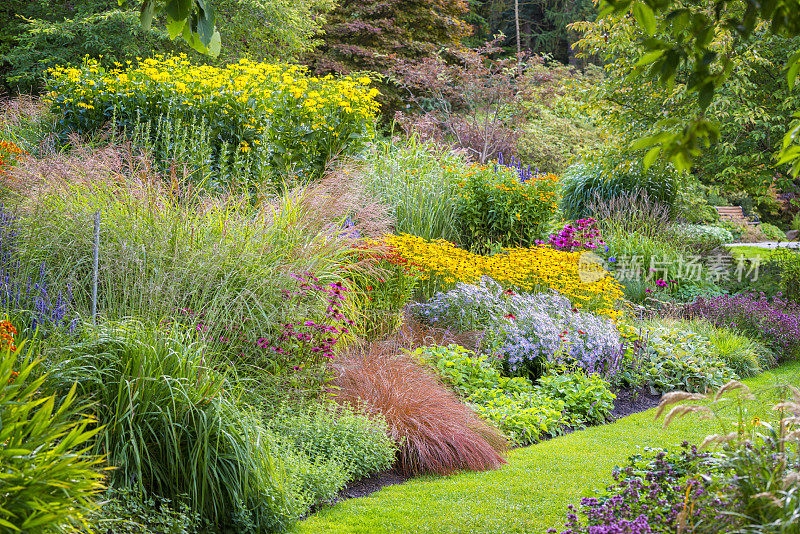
(725, 245, 784, 260)
(295, 363, 800, 534)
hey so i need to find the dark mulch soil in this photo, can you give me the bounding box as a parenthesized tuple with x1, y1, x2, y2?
(611, 386, 662, 420)
(330, 470, 410, 504)
(322, 387, 663, 507)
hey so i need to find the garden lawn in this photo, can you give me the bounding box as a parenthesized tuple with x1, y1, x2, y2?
(725, 245, 785, 260)
(295, 363, 800, 534)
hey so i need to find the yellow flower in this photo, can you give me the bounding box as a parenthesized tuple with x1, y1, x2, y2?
(377, 234, 624, 320)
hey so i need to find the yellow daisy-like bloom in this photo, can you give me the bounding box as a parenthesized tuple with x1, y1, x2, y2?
(376, 234, 625, 320)
(45, 55, 381, 178)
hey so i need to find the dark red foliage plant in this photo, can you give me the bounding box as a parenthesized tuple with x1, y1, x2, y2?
(330, 343, 507, 476)
(392, 37, 526, 163)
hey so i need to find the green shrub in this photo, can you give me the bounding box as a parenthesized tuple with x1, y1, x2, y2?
(45, 322, 300, 532)
(0, 6, 181, 94)
(674, 178, 719, 224)
(122, 108, 273, 192)
(717, 220, 748, 241)
(0, 339, 106, 533)
(413, 344, 499, 395)
(758, 222, 786, 241)
(533, 369, 615, 425)
(455, 163, 560, 253)
(561, 156, 680, 220)
(86, 487, 201, 534)
(517, 100, 602, 174)
(273, 445, 349, 506)
(770, 248, 800, 302)
(266, 402, 396, 483)
(661, 278, 725, 304)
(669, 224, 734, 254)
(682, 319, 774, 377)
(411, 344, 531, 397)
(414, 344, 613, 445)
(466, 388, 567, 446)
(638, 325, 738, 393)
(46, 56, 379, 186)
(791, 212, 800, 232)
(361, 138, 463, 242)
(725, 249, 800, 302)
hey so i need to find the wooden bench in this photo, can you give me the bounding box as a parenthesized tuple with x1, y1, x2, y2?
(714, 206, 758, 226)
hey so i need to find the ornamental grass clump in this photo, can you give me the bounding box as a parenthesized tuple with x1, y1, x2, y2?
(331, 344, 507, 476)
(45, 321, 302, 532)
(7, 139, 380, 367)
(45, 55, 379, 183)
(361, 138, 463, 242)
(686, 293, 800, 360)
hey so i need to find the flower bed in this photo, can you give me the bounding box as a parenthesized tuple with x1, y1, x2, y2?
(686, 292, 800, 359)
(46, 56, 379, 182)
(382, 233, 625, 318)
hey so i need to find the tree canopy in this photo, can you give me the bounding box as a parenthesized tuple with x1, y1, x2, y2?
(594, 0, 800, 177)
(121, 0, 221, 56)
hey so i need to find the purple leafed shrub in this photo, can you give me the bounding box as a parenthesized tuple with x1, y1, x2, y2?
(686, 293, 800, 359)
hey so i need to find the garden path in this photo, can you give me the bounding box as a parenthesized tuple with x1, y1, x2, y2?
(724, 242, 800, 249)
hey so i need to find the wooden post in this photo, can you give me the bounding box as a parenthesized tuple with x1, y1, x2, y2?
(91, 210, 100, 324)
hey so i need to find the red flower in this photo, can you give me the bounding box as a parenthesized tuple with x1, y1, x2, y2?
(504, 314, 516, 320)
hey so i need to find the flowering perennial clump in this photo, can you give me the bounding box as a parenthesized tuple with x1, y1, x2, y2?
(0, 320, 17, 353)
(173, 272, 354, 370)
(497, 153, 542, 183)
(272, 273, 354, 363)
(0, 140, 27, 180)
(501, 291, 623, 377)
(46, 55, 380, 180)
(411, 278, 624, 379)
(0, 207, 77, 334)
(545, 218, 605, 252)
(551, 444, 737, 534)
(383, 233, 624, 318)
(686, 292, 800, 358)
(456, 164, 561, 252)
